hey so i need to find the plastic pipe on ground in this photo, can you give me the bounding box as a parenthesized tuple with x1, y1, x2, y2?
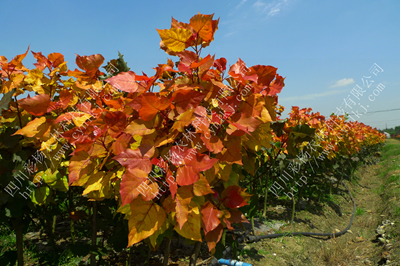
(218, 259, 253, 266)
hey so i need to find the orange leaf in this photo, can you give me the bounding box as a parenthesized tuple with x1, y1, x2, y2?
(48, 52, 65, 68)
(125, 120, 155, 136)
(128, 196, 166, 247)
(190, 14, 214, 42)
(68, 151, 93, 185)
(193, 174, 214, 196)
(175, 186, 192, 229)
(12, 117, 50, 138)
(226, 113, 262, 135)
(134, 94, 171, 121)
(200, 134, 224, 153)
(217, 136, 243, 165)
(190, 54, 212, 69)
(228, 58, 257, 84)
(18, 94, 50, 116)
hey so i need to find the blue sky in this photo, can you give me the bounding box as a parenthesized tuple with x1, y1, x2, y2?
(1, 0, 399, 130)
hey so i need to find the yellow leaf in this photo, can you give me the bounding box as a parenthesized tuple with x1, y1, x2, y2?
(71, 113, 92, 127)
(174, 205, 202, 242)
(149, 219, 170, 250)
(157, 28, 192, 52)
(13, 117, 49, 138)
(25, 68, 43, 83)
(216, 162, 232, 182)
(1, 73, 25, 94)
(128, 196, 166, 247)
(83, 171, 110, 196)
(244, 123, 271, 152)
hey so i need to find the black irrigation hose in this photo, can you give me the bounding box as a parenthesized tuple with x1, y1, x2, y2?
(208, 180, 356, 266)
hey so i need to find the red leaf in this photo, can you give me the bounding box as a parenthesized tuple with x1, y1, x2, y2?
(228, 58, 258, 84)
(226, 113, 262, 135)
(170, 146, 218, 186)
(18, 94, 50, 116)
(172, 89, 205, 114)
(75, 54, 104, 79)
(104, 111, 127, 138)
(266, 74, 285, 96)
(247, 65, 277, 87)
(228, 209, 249, 225)
(204, 224, 224, 252)
(120, 168, 157, 205)
(31, 51, 51, 71)
(201, 202, 222, 234)
(166, 170, 178, 199)
(106, 71, 139, 93)
(213, 57, 227, 72)
(113, 148, 152, 173)
(217, 136, 243, 165)
(222, 186, 248, 209)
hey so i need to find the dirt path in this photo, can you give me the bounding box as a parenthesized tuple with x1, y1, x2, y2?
(234, 139, 400, 266)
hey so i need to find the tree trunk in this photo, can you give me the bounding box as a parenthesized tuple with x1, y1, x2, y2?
(263, 174, 270, 217)
(291, 196, 296, 224)
(189, 241, 201, 266)
(12, 217, 24, 266)
(90, 201, 98, 266)
(163, 238, 171, 266)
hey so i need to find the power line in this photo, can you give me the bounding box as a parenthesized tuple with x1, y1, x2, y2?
(365, 118, 400, 124)
(365, 108, 400, 115)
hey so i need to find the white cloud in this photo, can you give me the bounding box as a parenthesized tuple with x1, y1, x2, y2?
(268, 8, 281, 16)
(330, 78, 355, 88)
(280, 89, 348, 102)
(236, 0, 248, 9)
(253, 0, 290, 17)
(253, 0, 265, 8)
(224, 31, 236, 37)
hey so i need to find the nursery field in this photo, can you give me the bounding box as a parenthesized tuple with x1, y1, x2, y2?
(0, 13, 394, 266)
(0, 140, 399, 266)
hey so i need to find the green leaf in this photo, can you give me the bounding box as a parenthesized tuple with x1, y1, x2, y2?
(31, 186, 51, 205)
(0, 88, 16, 116)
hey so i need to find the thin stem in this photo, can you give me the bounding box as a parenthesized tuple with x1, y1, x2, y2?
(14, 96, 23, 128)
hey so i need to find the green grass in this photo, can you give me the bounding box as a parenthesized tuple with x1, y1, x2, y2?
(0, 225, 16, 256)
(355, 207, 366, 216)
